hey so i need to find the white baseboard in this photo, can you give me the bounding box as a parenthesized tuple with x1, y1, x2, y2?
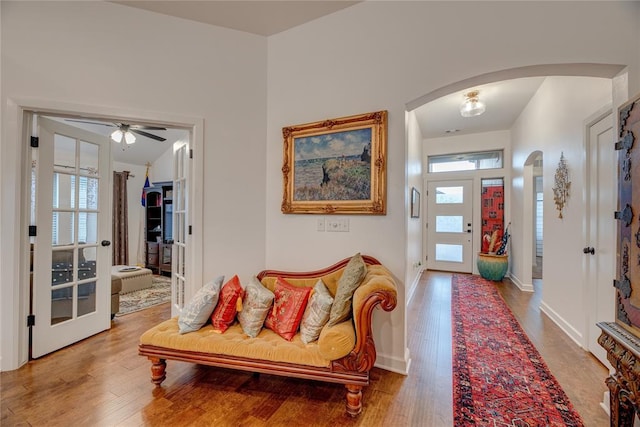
(600, 391, 610, 416)
(509, 273, 534, 292)
(375, 347, 411, 375)
(539, 300, 584, 347)
(407, 269, 423, 305)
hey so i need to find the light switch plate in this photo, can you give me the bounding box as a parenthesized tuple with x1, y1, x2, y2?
(316, 218, 325, 232)
(326, 218, 349, 232)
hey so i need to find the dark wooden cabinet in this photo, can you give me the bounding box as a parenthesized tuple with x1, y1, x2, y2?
(145, 182, 173, 273)
(598, 93, 640, 426)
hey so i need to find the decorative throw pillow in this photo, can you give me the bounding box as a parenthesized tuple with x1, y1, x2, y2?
(238, 276, 275, 338)
(210, 275, 244, 333)
(327, 253, 366, 326)
(299, 279, 334, 344)
(178, 275, 224, 334)
(264, 277, 312, 341)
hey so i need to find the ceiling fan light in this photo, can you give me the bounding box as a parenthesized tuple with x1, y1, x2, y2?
(110, 129, 124, 143)
(124, 131, 136, 145)
(460, 90, 486, 118)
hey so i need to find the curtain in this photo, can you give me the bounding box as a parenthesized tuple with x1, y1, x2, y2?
(112, 171, 129, 265)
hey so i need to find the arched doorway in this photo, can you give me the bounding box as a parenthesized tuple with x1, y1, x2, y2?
(523, 151, 543, 292)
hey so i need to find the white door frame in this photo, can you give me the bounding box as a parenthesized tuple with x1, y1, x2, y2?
(3, 97, 204, 370)
(520, 152, 542, 293)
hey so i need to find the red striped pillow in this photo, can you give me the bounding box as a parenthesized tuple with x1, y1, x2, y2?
(264, 277, 312, 341)
(210, 275, 244, 333)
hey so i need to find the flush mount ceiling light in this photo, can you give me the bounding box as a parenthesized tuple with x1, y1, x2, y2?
(460, 90, 486, 118)
(110, 125, 136, 145)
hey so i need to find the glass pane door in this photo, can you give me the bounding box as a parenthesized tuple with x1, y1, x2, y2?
(33, 116, 111, 358)
(426, 180, 473, 273)
(172, 141, 189, 315)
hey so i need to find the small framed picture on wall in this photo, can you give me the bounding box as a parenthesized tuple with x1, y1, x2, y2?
(411, 187, 420, 218)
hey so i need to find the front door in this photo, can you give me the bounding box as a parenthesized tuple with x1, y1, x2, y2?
(426, 180, 473, 273)
(586, 112, 616, 367)
(32, 116, 111, 358)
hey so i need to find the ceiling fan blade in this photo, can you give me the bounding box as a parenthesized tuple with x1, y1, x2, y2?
(130, 129, 167, 142)
(130, 125, 167, 131)
(65, 119, 116, 127)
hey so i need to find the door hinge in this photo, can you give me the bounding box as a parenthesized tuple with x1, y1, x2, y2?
(28, 225, 37, 237)
(189, 149, 193, 159)
(425, 255, 428, 261)
(27, 314, 35, 327)
(615, 132, 634, 151)
(614, 204, 633, 227)
(30, 136, 39, 148)
(614, 277, 632, 298)
(188, 225, 192, 235)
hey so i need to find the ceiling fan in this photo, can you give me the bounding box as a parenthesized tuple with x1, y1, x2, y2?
(65, 119, 167, 143)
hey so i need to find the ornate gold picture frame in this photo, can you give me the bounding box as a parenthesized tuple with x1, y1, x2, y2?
(281, 111, 387, 215)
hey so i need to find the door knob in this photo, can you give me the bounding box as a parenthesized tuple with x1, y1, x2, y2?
(101, 240, 111, 247)
(583, 247, 595, 255)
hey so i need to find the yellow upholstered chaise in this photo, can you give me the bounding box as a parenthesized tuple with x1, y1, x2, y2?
(138, 255, 397, 417)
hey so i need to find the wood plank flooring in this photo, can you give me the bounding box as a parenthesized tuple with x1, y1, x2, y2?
(1, 272, 610, 426)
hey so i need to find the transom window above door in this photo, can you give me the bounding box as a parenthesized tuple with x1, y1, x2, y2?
(428, 150, 503, 173)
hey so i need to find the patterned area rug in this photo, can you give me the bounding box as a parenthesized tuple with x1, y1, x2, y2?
(116, 275, 171, 317)
(452, 274, 584, 426)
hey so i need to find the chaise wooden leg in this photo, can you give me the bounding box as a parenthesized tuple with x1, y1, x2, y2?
(149, 357, 166, 387)
(345, 384, 362, 417)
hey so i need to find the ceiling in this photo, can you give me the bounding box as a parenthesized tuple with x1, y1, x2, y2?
(113, 1, 361, 36)
(414, 77, 546, 139)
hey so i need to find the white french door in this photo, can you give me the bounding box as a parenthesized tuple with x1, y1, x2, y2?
(586, 112, 616, 367)
(32, 117, 111, 358)
(426, 180, 473, 273)
(171, 140, 189, 316)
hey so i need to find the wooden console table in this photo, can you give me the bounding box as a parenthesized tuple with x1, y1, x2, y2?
(597, 321, 640, 426)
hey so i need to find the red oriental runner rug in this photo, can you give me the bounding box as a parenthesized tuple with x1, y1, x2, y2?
(452, 274, 584, 426)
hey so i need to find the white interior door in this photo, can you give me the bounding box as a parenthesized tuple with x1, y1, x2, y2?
(586, 112, 615, 367)
(426, 180, 473, 273)
(32, 116, 111, 358)
(171, 140, 189, 317)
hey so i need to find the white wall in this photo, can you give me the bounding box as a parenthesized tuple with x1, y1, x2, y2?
(510, 76, 612, 344)
(1, 1, 267, 370)
(406, 111, 423, 302)
(266, 1, 639, 374)
(152, 146, 174, 183)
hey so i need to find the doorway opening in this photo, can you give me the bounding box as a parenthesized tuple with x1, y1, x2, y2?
(27, 111, 191, 359)
(532, 154, 543, 280)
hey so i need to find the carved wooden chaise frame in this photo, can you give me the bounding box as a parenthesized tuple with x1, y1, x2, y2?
(138, 255, 397, 416)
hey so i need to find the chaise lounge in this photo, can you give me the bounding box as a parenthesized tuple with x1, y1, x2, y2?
(138, 254, 397, 416)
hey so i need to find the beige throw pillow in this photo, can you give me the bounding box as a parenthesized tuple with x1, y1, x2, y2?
(299, 279, 334, 344)
(327, 253, 366, 326)
(238, 276, 275, 338)
(178, 275, 224, 334)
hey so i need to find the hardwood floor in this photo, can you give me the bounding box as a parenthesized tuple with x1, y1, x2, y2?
(1, 272, 610, 426)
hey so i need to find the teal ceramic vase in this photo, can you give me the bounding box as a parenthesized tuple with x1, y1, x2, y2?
(477, 253, 508, 281)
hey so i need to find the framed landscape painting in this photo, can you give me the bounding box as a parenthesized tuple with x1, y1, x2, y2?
(281, 111, 388, 214)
